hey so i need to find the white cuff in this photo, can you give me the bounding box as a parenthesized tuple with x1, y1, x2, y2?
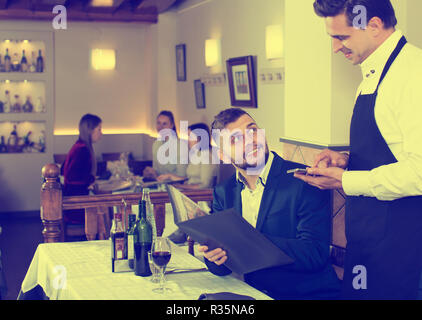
(342, 170, 373, 197)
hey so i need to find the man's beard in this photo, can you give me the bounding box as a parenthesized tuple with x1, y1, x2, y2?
(234, 143, 269, 173)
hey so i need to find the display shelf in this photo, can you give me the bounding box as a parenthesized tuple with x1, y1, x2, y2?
(0, 79, 46, 114)
(0, 120, 46, 153)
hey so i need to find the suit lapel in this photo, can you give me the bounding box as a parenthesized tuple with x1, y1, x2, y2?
(255, 153, 284, 231)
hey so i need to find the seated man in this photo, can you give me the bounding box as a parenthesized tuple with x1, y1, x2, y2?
(198, 108, 341, 300)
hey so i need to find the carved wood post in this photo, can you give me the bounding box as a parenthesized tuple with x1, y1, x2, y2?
(40, 164, 64, 243)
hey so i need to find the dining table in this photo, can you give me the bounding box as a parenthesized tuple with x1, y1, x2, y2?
(19, 239, 272, 300)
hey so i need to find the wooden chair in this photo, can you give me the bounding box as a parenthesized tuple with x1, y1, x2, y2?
(102, 152, 127, 161)
(40, 164, 213, 254)
(53, 153, 67, 165)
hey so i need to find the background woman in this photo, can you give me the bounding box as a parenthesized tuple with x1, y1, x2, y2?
(61, 113, 102, 224)
(143, 110, 187, 180)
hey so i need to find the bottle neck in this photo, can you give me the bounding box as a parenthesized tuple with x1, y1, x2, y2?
(113, 213, 124, 232)
(139, 200, 147, 220)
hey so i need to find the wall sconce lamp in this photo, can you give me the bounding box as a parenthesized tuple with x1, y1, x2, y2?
(205, 38, 221, 67)
(91, 0, 114, 6)
(91, 49, 116, 70)
(265, 25, 283, 60)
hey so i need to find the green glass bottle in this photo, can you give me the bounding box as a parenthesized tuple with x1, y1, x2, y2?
(126, 213, 137, 270)
(133, 189, 152, 277)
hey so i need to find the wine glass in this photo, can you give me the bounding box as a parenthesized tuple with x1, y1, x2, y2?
(151, 237, 172, 293)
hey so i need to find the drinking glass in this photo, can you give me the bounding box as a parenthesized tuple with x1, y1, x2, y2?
(148, 251, 161, 284)
(151, 237, 172, 293)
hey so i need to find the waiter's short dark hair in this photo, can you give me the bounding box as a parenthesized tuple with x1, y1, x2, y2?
(211, 108, 250, 131)
(313, 0, 397, 29)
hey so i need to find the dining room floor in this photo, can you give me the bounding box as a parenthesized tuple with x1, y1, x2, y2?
(0, 211, 44, 300)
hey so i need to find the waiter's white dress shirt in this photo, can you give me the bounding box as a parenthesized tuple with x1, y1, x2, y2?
(342, 30, 422, 201)
(237, 152, 274, 228)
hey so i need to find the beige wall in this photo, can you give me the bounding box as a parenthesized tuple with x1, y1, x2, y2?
(156, 0, 285, 155)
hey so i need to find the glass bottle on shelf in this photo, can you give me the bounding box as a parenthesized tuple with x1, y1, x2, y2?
(4, 49, 11, 72)
(30, 51, 36, 73)
(12, 94, 22, 113)
(38, 130, 45, 153)
(7, 124, 19, 147)
(0, 99, 3, 113)
(36, 50, 44, 73)
(22, 96, 33, 113)
(3, 90, 11, 113)
(34, 96, 44, 113)
(12, 52, 20, 72)
(0, 54, 3, 72)
(20, 50, 28, 72)
(22, 131, 34, 153)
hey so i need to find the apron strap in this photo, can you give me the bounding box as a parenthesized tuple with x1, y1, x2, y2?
(375, 36, 407, 92)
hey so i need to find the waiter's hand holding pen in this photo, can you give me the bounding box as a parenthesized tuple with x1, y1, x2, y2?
(293, 149, 348, 191)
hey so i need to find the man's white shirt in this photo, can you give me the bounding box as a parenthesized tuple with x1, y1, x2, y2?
(342, 30, 422, 200)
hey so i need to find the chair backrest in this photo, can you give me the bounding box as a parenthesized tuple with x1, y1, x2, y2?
(102, 152, 125, 161)
(53, 154, 67, 165)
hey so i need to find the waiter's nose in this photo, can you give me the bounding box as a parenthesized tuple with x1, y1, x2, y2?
(332, 38, 343, 53)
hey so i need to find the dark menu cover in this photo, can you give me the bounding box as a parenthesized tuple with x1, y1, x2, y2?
(176, 208, 294, 275)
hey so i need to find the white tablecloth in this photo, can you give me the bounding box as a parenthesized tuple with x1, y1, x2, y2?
(21, 240, 271, 300)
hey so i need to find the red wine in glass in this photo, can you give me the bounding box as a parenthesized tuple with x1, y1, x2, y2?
(152, 251, 171, 267)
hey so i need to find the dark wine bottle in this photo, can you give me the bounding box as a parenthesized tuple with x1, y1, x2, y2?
(126, 213, 137, 270)
(20, 50, 28, 72)
(111, 212, 126, 272)
(134, 190, 153, 277)
(4, 48, 11, 72)
(36, 49, 44, 73)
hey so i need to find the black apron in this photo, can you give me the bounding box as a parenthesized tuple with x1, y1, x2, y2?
(342, 36, 422, 300)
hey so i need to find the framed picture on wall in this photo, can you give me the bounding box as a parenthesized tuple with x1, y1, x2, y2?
(194, 79, 205, 109)
(176, 44, 186, 81)
(226, 55, 257, 108)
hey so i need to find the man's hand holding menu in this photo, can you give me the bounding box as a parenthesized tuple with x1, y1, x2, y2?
(198, 246, 227, 266)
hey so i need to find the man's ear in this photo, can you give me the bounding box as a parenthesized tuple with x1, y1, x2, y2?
(367, 16, 384, 37)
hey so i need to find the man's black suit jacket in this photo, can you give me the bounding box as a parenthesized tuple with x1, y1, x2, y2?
(204, 152, 341, 299)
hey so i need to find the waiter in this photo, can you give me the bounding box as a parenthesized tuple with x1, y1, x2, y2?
(295, 0, 422, 299)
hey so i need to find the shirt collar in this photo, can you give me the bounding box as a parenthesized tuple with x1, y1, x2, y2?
(236, 151, 274, 188)
(360, 29, 403, 80)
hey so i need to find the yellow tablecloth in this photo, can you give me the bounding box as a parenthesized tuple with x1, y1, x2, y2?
(21, 240, 272, 300)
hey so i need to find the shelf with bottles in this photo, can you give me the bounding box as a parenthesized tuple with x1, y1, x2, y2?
(0, 80, 45, 114)
(0, 39, 45, 74)
(0, 120, 46, 154)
